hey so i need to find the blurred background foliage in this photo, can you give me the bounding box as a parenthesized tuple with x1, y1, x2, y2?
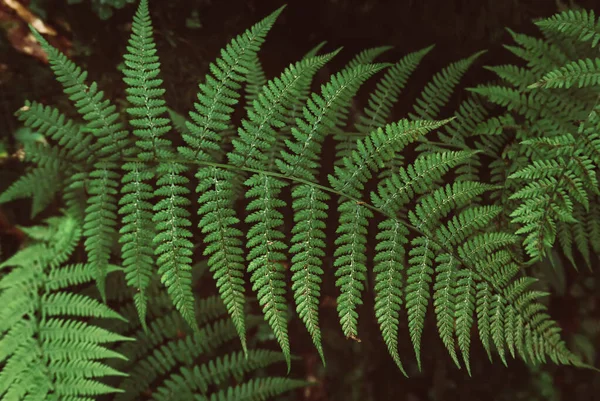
(0, 0, 599, 400)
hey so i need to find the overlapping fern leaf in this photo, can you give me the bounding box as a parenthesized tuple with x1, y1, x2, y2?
(100, 276, 305, 401)
(473, 8, 600, 262)
(0, 215, 130, 400)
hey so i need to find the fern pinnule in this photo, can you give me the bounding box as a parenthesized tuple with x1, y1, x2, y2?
(152, 163, 196, 329)
(373, 217, 409, 375)
(244, 54, 268, 109)
(433, 253, 461, 368)
(196, 166, 247, 352)
(244, 173, 290, 367)
(454, 269, 476, 374)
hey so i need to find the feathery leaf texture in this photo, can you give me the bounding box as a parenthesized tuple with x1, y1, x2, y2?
(0, 1, 590, 387)
(474, 10, 600, 262)
(0, 216, 130, 401)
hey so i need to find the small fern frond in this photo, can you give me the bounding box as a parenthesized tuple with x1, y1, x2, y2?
(0, 216, 130, 400)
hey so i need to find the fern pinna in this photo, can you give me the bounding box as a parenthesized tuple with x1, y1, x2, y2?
(0, 0, 594, 391)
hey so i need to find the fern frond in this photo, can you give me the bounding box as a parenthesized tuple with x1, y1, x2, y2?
(0, 164, 62, 217)
(199, 377, 307, 401)
(15, 101, 94, 162)
(0, 216, 130, 400)
(151, 350, 287, 400)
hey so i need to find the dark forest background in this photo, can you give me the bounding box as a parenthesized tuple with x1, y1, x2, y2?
(1, 1, 600, 400)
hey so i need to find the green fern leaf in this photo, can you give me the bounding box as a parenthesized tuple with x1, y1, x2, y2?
(535, 9, 600, 48)
(0, 216, 130, 400)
